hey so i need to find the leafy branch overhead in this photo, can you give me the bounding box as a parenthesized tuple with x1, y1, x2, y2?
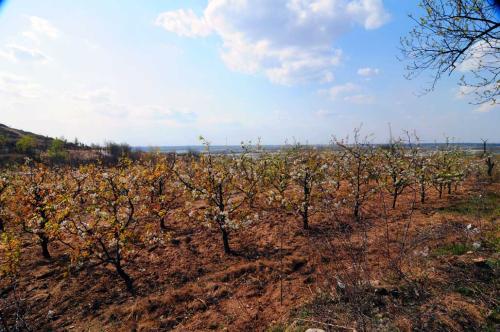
(401, 0, 499, 104)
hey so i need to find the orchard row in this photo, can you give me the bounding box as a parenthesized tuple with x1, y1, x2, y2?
(0, 137, 488, 293)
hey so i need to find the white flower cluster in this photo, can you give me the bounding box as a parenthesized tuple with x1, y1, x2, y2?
(267, 190, 287, 207)
(146, 230, 166, 246)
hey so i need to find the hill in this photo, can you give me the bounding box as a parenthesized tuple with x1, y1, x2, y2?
(0, 123, 58, 151)
(0, 123, 89, 164)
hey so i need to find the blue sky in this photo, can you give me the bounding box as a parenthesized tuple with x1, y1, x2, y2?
(0, 0, 498, 145)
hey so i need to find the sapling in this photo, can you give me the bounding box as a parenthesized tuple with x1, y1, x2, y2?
(234, 140, 266, 209)
(379, 138, 412, 208)
(12, 162, 69, 259)
(62, 161, 145, 294)
(335, 129, 378, 222)
(142, 154, 182, 231)
(289, 146, 327, 229)
(176, 137, 253, 254)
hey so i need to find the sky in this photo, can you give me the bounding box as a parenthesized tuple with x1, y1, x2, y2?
(0, 0, 498, 146)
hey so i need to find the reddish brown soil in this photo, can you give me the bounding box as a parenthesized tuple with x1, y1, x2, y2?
(1, 181, 498, 331)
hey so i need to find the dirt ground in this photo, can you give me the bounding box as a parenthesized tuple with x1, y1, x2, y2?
(1, 180, 498, 331)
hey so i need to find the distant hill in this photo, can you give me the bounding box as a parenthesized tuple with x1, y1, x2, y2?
(0, 123, 142, 165)
(0, 123, 89, 164)
(0, 123, 58, 151)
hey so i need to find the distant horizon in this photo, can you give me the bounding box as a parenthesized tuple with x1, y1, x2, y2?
(132, 142, 500, 154)
(3, 120, 500, 148)
(134, 142, 500, 148)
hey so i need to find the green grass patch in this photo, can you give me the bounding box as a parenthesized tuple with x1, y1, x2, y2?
(483, 306, 500, 331)
(486, 258, 500, 269)
(266, 323, 306, 332)
(439, 192, 500, 218)
(295, 307, 313, 320)
(455, 286, 476, 297)
(484, 235, 500, 253)
(434, 243, 473, 256)
(266, 324, 287, 332)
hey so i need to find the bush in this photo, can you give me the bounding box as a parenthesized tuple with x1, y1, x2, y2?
(434, 243, 473, 256)
(105, 141, 132, 162)
(16, 135, 36, 156)
(47, 138, 69, 163)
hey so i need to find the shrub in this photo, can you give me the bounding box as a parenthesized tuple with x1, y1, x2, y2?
(47, 138, 69, 163)
(16, 135, 36, 156)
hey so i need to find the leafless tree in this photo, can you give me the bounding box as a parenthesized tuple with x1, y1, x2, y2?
(401, 0, 499, 104)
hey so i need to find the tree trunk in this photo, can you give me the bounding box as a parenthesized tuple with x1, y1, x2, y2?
(115, 264, 135, 295)
(447, 183, 452, 195)
(438, 184, 443, 198)
(0, 217, 4, 233)
(221, 228, 231, 255)
(354, 201, 360, 222)
(302, 208, 309, 230)
(248, 195, 255, 209)
(159, 216, 167, 231)
(392, 191, 398, 209)
(302, 180, 310, 229)
(487, 157, 495, 177)
(40, 234, 51, 259)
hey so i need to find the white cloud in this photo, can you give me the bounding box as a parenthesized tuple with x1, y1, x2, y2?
(323, 82, 359, 99)
(0, 50, 13, 62)
(456, 85, 475, 99)
(94, 103, 130, 118)
(28, 16, 60, 40)
(474, 102, 498, 113)
(72, 89, 198, 124)
(458, 40, 499, 73)
(345, 0, 390, 29)
(357, 67, 379, 77)
(0, 72, 45, 99)
(0, 44, 49, 63)
(133, 105, 197, 123)
(72, 89, 129, 118)
(321, 82, 375, 104)
(456, 83, 498, 104)
(343, 93, 375, 104)
(157, 0, 389, 85)
(456, 84, 497, 113)
(0, 16, 58, 64)
(73, 88, 113, 104)
(315, 109, 336, 117)
(156, 9, 212, 37)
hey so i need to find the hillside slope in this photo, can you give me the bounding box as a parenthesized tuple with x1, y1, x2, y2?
(0, 123, 90, 164)
(0, 123, 56, 150)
